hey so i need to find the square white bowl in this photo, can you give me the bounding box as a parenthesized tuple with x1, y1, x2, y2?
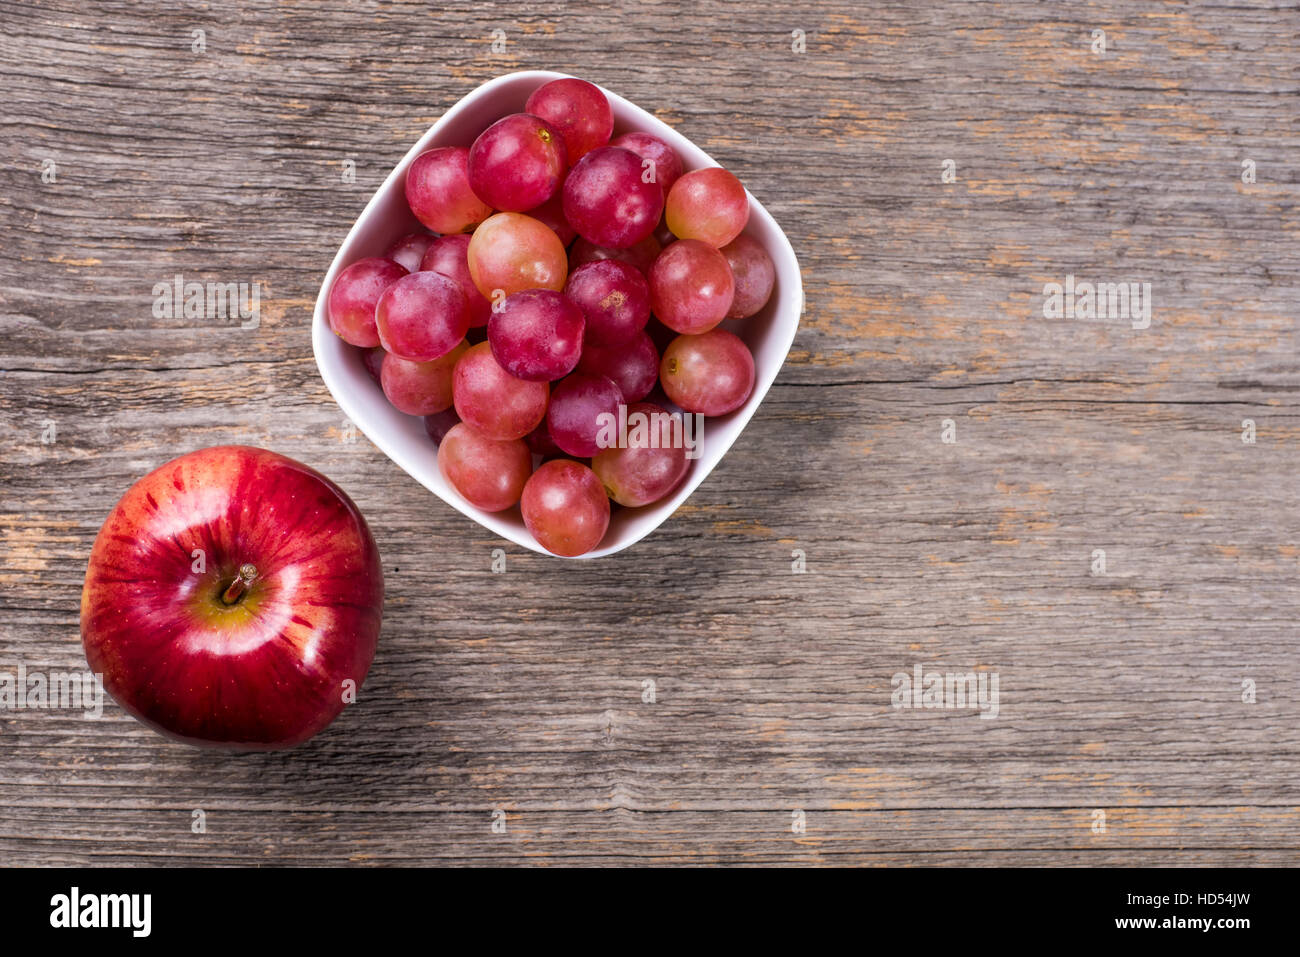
(312, 70, 802, 558)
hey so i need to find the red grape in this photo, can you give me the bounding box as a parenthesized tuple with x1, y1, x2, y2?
(525, 78, 613, 162)
(452, 341, 549, 440)
(375, 270, 470, 361)
(520, 459, 610, 557)
(569, 233, 661, 277)
(576, 330, 659, 403)
(720, 233, 776, 319)
(525, 191, 578, 246)
(665, 167, 749, 247)
(653, 215, 675, 249)
(564, 259, 650, 344)
(644, 316, 677, 355)
(424, 407, 461, 445)
(385, 232, 435, 273)
(438, 422, 533, 512)
(420, 234, 492, 328)
(361, 345, 386, 384)
(648, 239, 734, 334)
(546, 372, 623, 458)
(592, 401, 690, 507)
(610, 132, 684, 196)
(405, 146, 493, 234)
(488, 289, 585, 381)
(328, 257, 408, 347)
(562, 146, 664, 249)
(524, 419, 564, 458)
(379, 340, 467, 415)
(468, 113, 567, 212)
(467, 212, 568, 299)
(660, 329, 755, 416)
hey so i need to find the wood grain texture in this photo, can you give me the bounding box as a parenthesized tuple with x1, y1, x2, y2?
(1, 0, 1298, 866)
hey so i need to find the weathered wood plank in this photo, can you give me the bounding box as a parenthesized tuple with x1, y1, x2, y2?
(1, 0, 1297, 865)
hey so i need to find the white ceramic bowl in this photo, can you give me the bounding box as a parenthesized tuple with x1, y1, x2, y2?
(312, 70, 802, 558)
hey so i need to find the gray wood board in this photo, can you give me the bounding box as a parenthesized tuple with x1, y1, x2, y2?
(1, 0, 1297, 865)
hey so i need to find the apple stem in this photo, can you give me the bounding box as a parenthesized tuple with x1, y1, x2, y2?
(221, 563, 258, 605)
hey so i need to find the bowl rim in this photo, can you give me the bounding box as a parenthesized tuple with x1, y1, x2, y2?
(312, 69, 802, 558)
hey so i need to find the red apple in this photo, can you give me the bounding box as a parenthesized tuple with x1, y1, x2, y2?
(80, 445, 384, 749)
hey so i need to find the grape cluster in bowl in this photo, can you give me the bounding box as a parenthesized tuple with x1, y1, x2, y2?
(327, 77, 777, 557)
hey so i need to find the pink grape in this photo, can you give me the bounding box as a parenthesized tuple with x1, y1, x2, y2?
(576, 330, 659, 403)
(591, 401, 690, 507)
(385, 232, 435, 273)
(665, 167, 749, 247)
(362, 346, 386, 384)
(328, 257, 407, 347)
(467, 212, 568, 299)
(720, 233, 776, 319)
(468, 113, 567, 212)
(525, 78, 613, 162)
(660, 329, 755, 416)
(568, 233, 661, 277)
(405, 146, 493, 234)
(648, 239, 734, 334)
(520, 459, 610, 557)
(420, 234, 492, 328)
(564, 259, 650, 344)
(525, 191, 577, 246)
(380, 340, 467, 416)
(562, 146, 664, 249)
(452, 341, 549, 440)
(424, 407, 461, 445)
(438, 423, 533, 512)
(546, 372, 623, 458)
(488, 289, 585, 381)
(375, 270, 470, 361)
(610, 132, 684, 196)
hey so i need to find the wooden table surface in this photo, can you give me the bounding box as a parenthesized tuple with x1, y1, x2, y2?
(2, 0, 1297, 866)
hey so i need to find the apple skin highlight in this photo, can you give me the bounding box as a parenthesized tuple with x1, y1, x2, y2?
(80, 445, 384, 749)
